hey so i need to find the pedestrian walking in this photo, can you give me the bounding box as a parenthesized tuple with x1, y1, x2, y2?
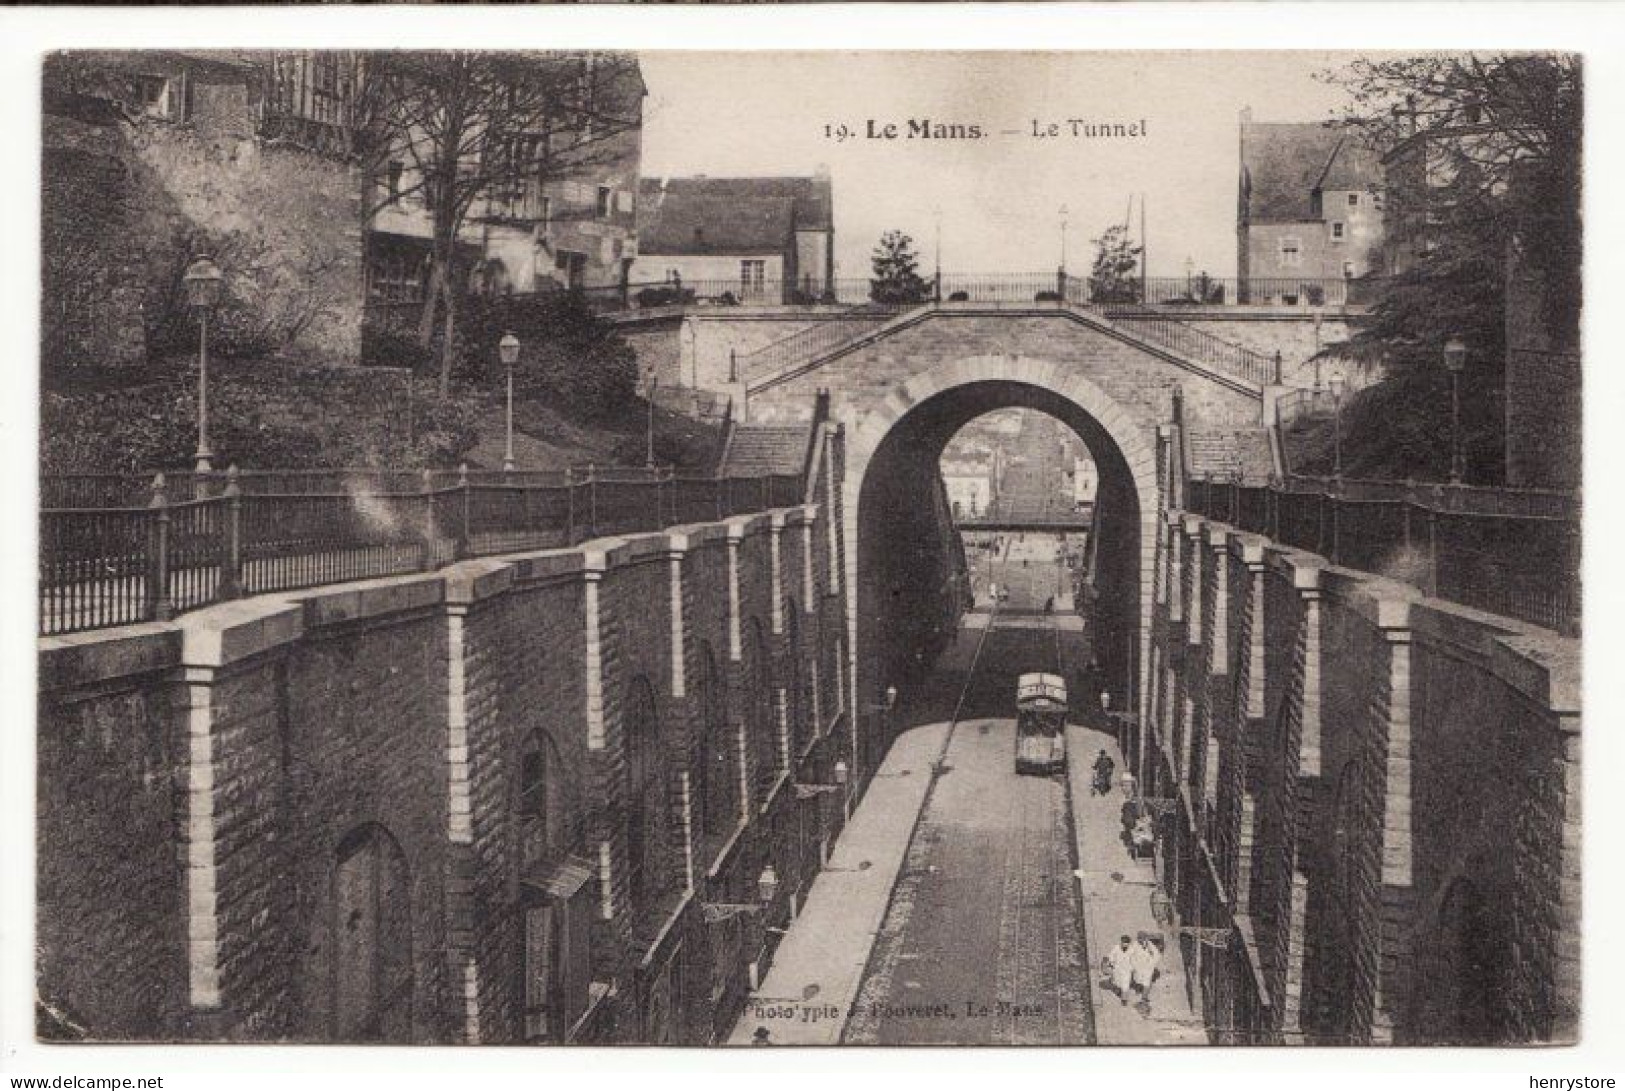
(1101, 935, 1135, 1005)
(1130, 932, 1163, 1017)
(1091, 749, 1115, 796)
(751, 1025, 773, 1046)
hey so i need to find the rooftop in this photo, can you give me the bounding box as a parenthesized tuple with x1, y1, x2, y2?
(638, 175, 834, 257)
(1240, 120, 1383, 224)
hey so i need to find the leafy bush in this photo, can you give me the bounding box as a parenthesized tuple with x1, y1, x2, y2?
(459, 292, 638, 422)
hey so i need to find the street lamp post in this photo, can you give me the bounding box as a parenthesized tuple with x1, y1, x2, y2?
(1059, 204, 1069, 273)
(1444, 335, 1467, 485)
(499, 332, 521, 472)
(182, 256, 224, 477)
(1329, 367, 1347, 478)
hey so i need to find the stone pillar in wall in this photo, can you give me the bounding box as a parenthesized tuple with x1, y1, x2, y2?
(1278, 553, 1325, 1042)
(1368, 597, 1417, 1046)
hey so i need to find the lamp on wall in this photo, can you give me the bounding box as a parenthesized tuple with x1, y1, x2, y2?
(701, 865, 781, 924)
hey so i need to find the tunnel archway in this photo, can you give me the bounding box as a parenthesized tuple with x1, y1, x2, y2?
(843, 355, 1160, 760)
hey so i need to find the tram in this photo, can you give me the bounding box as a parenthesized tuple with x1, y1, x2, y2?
(1014, 672, 1068, 775)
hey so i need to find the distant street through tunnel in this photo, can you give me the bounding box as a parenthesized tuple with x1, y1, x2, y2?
(843, 534, 1095, 1045)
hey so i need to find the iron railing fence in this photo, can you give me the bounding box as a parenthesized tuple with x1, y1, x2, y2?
(741, 275, 1287, 393)
(366, 272, 1384, 331)
(1275, 388, 1339, 428)
(1187, 474, 1580, 636)
(1091, 307, 1280, 388)
(39, 466, 805, 637)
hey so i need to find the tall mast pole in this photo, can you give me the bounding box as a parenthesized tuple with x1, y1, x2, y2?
(1139, 192, 1149, 304)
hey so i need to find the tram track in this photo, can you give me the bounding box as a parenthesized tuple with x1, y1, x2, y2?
(840, 586, 1002, 1043)
(844, 531, 1094, 1045)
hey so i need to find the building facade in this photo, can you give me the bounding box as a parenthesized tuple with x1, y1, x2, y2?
(1237, 111, 1385, 305)
(632, 175, 835, 304)
(365, 53, 645, 305)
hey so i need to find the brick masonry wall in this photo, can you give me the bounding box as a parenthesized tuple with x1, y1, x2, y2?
(1148, 514, 1579, 1046)
(37, 488, 846, 1046)
(38, 649, 186, 1039)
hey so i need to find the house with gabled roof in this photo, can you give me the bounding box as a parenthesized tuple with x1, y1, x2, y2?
(1236, 109, 1385, 304)
(631, 174, 835, 304)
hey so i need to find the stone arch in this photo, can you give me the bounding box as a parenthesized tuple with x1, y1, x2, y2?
(328, 822, 413, 1043)
(623, 675, 671, 919)
(692, 640, 736, 865)
(515, 726, 572, 877)
(841, 354, 1162, 732)
(742, 617, 777, 805)
(1415, 874, 1509, 1043)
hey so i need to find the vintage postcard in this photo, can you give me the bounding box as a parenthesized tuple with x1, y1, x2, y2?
(27, 46, 1582, 1053)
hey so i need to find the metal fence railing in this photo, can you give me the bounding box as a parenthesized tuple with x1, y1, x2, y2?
(1186, 474, 1580, 636)
(39, 465, 806, 637)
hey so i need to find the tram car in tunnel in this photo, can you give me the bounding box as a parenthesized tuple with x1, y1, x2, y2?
(1014, 672, 1068, 775)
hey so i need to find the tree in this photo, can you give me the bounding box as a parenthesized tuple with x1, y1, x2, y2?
(1302, 53, 1582, 482)
(1088, 223, 1142, 304)
(869, 230, 932, 305)
(366, 52, 642, 393)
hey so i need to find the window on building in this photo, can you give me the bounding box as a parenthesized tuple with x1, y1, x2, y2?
(555, 250, 587, 290)
(135, 75, 176, 120)
(1279, 236, 1302, 268)
(1347, 193, 1360, 207)
(1331, 222, 1346, 241)
(596, 186, 613, 219)
(1343, 260, 1356, 278)
(741, 260, 767, 296)
(386, 161, 404, 205)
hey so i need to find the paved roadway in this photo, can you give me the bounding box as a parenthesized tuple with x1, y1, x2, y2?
(843, 532, 1094, 1045)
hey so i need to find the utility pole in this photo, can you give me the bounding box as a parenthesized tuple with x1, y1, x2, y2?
(1139, 192, 1149, 305)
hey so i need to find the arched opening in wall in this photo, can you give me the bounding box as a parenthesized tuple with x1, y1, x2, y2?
(514, 727, 595, 1043)
(855, 379, 1148, 735)
(743, 618, 778, 806)
(786, 604, 809, 757)
(1314, 759, 1368, 1044)
(624, 676, 673, 929)
(517, 729, 570, 874)
(330, 823, 413, 1043)
(1429, 876, 1509, 1044)
(694, 642, 738, 866)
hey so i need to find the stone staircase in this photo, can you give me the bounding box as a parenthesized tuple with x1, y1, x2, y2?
(1183, 425, 1276, 485)
(718, 421, 813, 477)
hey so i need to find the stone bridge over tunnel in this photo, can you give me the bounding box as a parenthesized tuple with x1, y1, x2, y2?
(852, 360, 1157, 719)
(742, 304, 1270, 737)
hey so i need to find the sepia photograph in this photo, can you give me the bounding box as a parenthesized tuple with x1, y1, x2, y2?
(21, 40, 1588, 1056)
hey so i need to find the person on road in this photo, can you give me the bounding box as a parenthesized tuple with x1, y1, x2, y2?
(1102, 935, 1135, 1005)
(1130, 933, 1163, 1016)
(1091, 749, 1115, 795)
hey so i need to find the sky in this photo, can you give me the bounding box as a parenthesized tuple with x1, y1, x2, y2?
(639, 51, 1366, 281)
